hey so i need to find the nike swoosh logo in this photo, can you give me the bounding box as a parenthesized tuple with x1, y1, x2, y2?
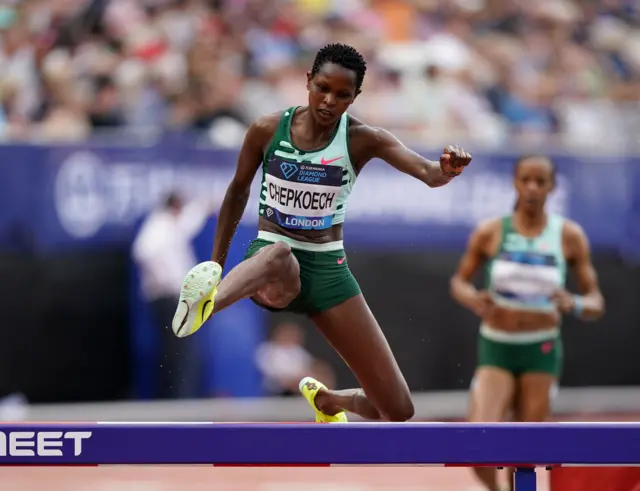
(201, 299, 211, 322)
(337, 256, 346, 265)
(321, 156, 343, 165)
(176, 300, 189, 336)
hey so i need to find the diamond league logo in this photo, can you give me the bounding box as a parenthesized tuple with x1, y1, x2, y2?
(54, 151, 108, 239)
(280, 162, 298, 179)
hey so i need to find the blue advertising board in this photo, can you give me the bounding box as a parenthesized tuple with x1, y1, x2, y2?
(0, 142, 637, 254)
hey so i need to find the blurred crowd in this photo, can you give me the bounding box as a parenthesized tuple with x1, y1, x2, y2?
(0, 0, 639, 149)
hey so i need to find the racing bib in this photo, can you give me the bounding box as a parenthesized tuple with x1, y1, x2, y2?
(263, 158, 343, 230)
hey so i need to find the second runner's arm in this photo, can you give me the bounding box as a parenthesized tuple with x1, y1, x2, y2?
(552, 221, 605, 321)
(450, 220, 499, 317)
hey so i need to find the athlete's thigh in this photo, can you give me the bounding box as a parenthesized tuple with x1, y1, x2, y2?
(468, 366, 516, 422)
(245, 242, 301, 308)
(515, 372, 556, 422)
(310, 294, 413, 419)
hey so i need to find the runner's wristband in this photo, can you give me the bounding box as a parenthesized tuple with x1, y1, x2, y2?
(572, 295, 583, 317)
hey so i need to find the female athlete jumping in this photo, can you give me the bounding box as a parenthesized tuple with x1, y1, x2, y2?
(450, 155, 605, 490)
(171, 43, 472, 422)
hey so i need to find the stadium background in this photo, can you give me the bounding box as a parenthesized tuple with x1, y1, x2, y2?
(0, 0, 638, 489)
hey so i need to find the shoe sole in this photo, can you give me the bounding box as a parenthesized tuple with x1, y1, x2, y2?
(172, 261, 222, 338)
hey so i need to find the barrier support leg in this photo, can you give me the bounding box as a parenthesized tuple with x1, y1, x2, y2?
(513, 467, 536, 491)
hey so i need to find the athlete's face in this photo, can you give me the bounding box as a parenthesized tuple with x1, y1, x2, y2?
(514, 157, 555, 213)
(307, 62, 359, 126)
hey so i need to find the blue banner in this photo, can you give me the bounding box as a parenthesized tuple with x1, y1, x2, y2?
(0, 423, 638, 465)
(0, 143, 637, 254)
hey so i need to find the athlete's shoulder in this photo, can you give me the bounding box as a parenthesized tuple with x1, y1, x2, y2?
(561, 217, 588, 243)
(346, 115, 400, 163)
(474, 217, 503, 237)
(347, 115, 388, 142)
(346, 114, 367, 131)
(245, 110, 286, 148)
(560, 218, 592, 260)
(251, 110, 286, 135)
(466, 218, 501, 252)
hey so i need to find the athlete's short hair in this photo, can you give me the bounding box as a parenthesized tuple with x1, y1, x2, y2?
(311, 43, 367, 91)
(514, 154, 556, 182)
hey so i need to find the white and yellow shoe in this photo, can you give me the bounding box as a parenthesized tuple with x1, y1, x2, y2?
(299, 377, 348, 423)
(171, 261, 222, 338)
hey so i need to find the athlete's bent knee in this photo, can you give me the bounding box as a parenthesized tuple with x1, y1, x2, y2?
(265, 242, 298, 277)
(259, 242, 301, 305)
(267, 241, 292, 264)
(380, 397, 415, 422)
(270, 241, 292, 258)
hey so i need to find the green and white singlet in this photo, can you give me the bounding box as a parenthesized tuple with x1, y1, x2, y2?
(258, 107, 357, 235)
(483, 213, 567, 342)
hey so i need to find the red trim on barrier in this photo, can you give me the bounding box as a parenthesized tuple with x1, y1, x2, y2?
(0, 464, 99, 467)
(213, 464, 332, 467)
(551, 467, 640, 491)
(444, 464, 546, 468)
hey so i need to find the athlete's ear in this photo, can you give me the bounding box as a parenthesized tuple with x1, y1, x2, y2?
(306, 71, 312, 90)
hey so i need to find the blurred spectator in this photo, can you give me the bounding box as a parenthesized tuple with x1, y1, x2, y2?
(0, 0, 637, 148)
(256, 322, 335, 396)
(0, 393, 28, 422)
(132, 191, 213, 399)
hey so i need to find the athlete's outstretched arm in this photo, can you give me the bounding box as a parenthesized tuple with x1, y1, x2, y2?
(553, 221, 605, 321)
(450, 220, 499, 317)
(367, 127, 472, 187)
(211, 118, 272, 268)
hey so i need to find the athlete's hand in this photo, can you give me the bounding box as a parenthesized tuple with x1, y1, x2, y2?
(440, 145, 472, 177)
(551, 289, 576, 314)
(471, 290, 496, 317)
